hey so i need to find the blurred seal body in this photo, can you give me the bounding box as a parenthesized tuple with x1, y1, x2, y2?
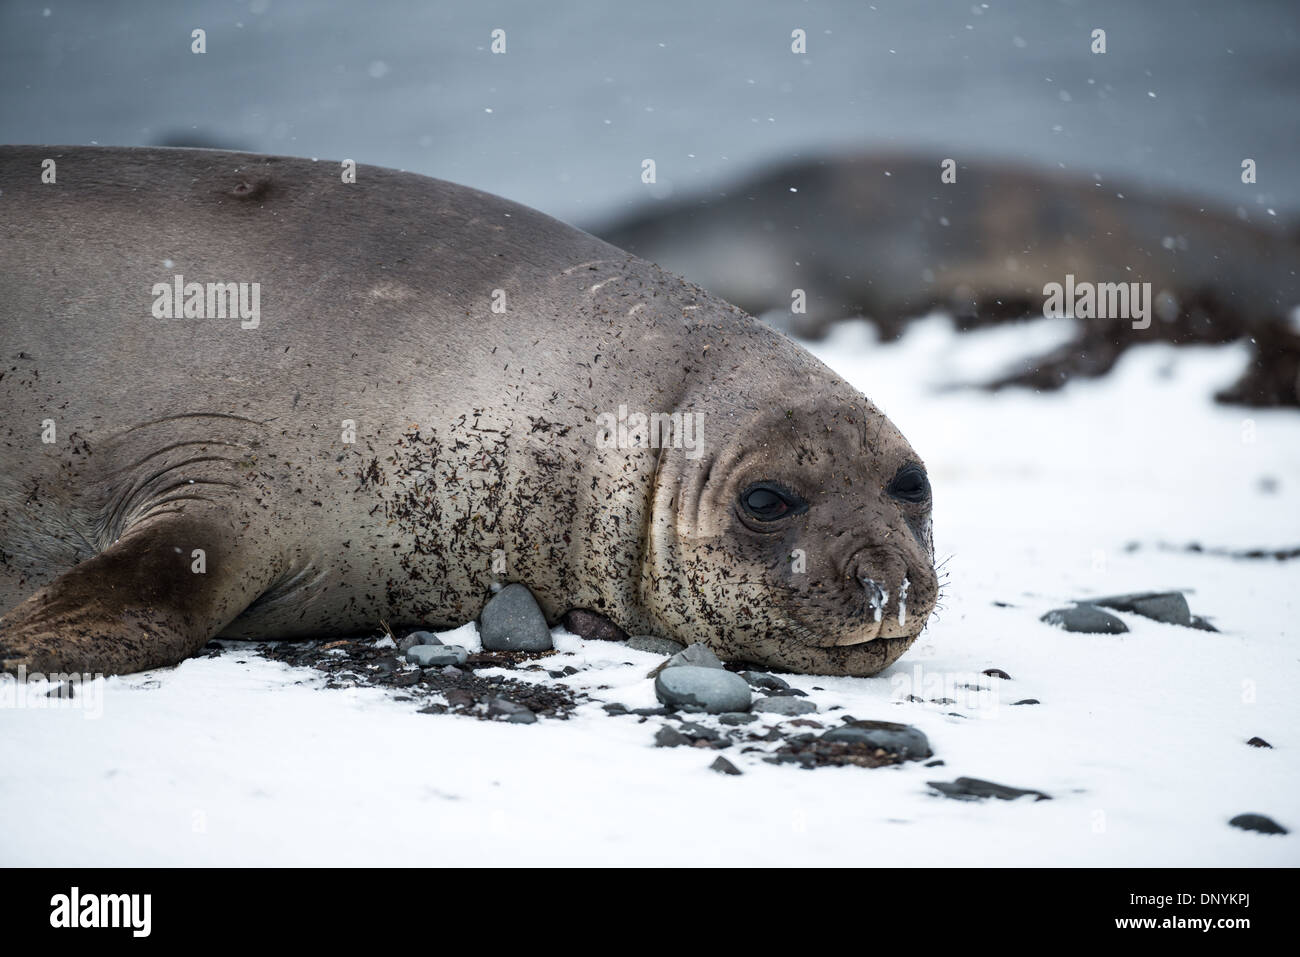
(0, 146, 936, 677)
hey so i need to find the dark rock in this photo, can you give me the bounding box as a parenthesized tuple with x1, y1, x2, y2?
(480, 584, 554, 651)
(741, 671, 791, 691)
(399, 630, 441, 653)
(1011, 698, 1040, 706)
(654, 726, 690, 748)
(763, 687, 809, 698)
(487, 697, 537, 723)
(630, 706, 671, 716)
(982, 668, 1012, 680)
(752, 697, 818, 716)
(654, 666, 751, 713)
(822, 720, 932, 759)
(1041, 605, 1129, 634)
(719, 712, 757, 726)
(627, 634, 687, 656)
(710, 756, 742, 776)
(924, 759, 945, 767)
(1246, 736, 1272, 748)
(407, 644, 468, 667)
(1091, 591, 1191, 626)
(562, 608, 628, 642)
(1190, 615, 1220, 632)
(602, 702, 629, 716)
(1228, 813, 1287, 835)
(444, 689, 475, 709)
(648, 642, 724, 677)
(927, 777, 1051, 801)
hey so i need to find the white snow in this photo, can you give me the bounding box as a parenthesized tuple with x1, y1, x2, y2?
(2, 316, 1297, 866)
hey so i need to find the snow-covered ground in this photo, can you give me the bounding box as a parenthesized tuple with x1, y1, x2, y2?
(2, 316, 1297, 866)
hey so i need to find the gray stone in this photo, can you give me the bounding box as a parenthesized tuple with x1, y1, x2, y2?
(627, 634, 687, 656)
(654, 665, 751, 714)
(1040, 604, 1129, 634)
(487, 697, 537, 724)
(647, 641, 725, 678)
(927, 777, 1051, 801)
(1228, 813, 1287, 835)
(741, 671, 790, 691)
(654, 725, 689, 748)
(1091, 591, 1191, 627)
(710, 756, 742, 776)
(398, 630, 441, 653)
(479, 583, 553, 651)
(718, 712, 758, 726)
(752, 697, 818, 716)
(822, 720, 932, 759)
(407, 644, 468, 667)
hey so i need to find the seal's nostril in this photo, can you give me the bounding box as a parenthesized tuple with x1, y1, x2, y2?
(858, 576, 888, 623)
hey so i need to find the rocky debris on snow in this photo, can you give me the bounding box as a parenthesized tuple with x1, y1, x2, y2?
(1091, 591, 1192, 626)
(982, 668, 1012, 679)
(1040, 604, 1129, 634)
(1228, 813, 1287, 835)
(480, 583, 554, 651)
(406, 644, 468, 667)
(927, 777, 1052, 802)
(822, 720, 932, 759)
(654, 665, 752, 714)
(741, 671, 790, 691)
(626, 634, 687, 656)
(719, 712, 758, 725)
(710, 756, 742, 775)
(1246, 736, 1273, 748)
(1011, 698, 1040, 706)
(647, 641, 725, 678)
(398, 630, 440, 653)
(752, 697, 818, 716)
(487, 697, 537, 724)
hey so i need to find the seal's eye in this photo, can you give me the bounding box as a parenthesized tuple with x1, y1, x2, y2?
(887, 464, 930, 504)
(740, 482, 807, 521)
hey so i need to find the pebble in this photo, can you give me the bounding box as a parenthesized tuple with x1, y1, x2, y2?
(1040, 605, 1129, 634)
(648, 642, 724, 678)
(1228, 813, 1287, 835)
(982, 668, 1012, 680)
(654, 665, 752, 713)
(927, 777, 1052, 801)
(654, 726, 689, 748)
(1011, 698, 1040, 706)
(1246, 736, 1272, 748)
(741, 671, 790, 691)
(407, 644, 468, 667)
(627, 634, 687, 656)
(399, 630, 441, 653)
(710, 756, 742, 776)
(479, 583, 554, 651)
(1091, 590, 1191, 627)
(752, 697, 818, 716)
(718, 712, 757, 726)
(822, 720, 932, 759)
(487, 697, 537, 724)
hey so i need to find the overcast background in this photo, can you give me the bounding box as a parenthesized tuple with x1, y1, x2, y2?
(1, 0, 1297, 225)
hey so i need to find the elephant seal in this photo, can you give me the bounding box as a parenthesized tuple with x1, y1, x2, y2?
(0, 145, 936, 678)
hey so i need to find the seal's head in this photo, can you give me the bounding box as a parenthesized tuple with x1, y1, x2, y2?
(644, 387, 938, 676)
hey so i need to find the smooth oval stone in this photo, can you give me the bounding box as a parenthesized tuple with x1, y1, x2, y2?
(479, 583, 553, 651)
(1040, 604, 1129, 634)
(399, 630, 442, 653)
(1091, 591, 1191, 626)
(654, 666, 751, 714)
(407, 644, 468, 667)
(822, 720, 932, 758)
(627, 634, 688, 656)
(752, 697, 818, 716)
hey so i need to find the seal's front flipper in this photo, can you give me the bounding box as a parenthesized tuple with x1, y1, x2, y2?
(0, 511, 278, 676)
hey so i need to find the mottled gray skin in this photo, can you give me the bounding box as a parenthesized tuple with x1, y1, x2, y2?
(0, 146, 937, 677)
